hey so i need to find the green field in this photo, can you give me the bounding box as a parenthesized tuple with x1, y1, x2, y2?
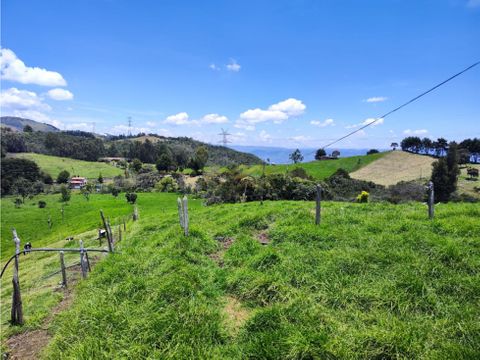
(10, 153, 123, 179)
(239, 152, 387, 179)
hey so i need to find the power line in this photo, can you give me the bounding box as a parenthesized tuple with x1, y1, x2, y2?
(319, 61, 480, 150)
(218, 128, 232, 146)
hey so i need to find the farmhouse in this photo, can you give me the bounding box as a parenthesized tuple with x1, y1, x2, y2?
(69, 176, 87, 189)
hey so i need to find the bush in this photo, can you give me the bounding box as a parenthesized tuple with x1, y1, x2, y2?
(38, 200, 47, 208)
(57, 170, 70, 184)
(60, 185, 71, 202)
(356, 191, 369, 203)
(135, 172, 163, 191)
(367, 149, 379, 155)
(155, 176, 179, 192)
(125, 192, 138, 204)
(111, 187, 120, 198)
(288, 167, 309, 179)
(387, 181, 425, 204)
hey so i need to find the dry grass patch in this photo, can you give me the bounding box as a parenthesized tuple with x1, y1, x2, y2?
(351, 151, 434, 186)
(222, 296, 251, 336)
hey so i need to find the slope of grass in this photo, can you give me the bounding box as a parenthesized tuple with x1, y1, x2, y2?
(0, 193, 203, 344)
(38, 199, 479, 359)
(240, 152, 386, 179)
(350, 151, 435, 186)
(10, 153, 123, 179)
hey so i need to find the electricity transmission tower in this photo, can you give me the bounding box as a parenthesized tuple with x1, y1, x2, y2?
(218, 128, 231, 147)
(127, 116, 132, 136)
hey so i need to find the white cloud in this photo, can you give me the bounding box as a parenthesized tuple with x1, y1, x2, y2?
(226, 59, 241, 72)
(0, 48, 67, 86)
(209, 63, 219, 71)
(146, 121, 156, 127)
(403, 129, 428, 135)
(47, 88, 73, 101)
(289, 135, 311, 143)
(0, 87, 51, 111)
(467, 0, 480, 8)
(236, 98, 306, 130)
(259, 130, 272, 143)
(311, 118, 335, 127)
(201, 113, 228, 124)
(365, 96, 387, 103)
(164, 112, 191, 125)
(346, 117, 384, 129)
(110, 124, 152, 135)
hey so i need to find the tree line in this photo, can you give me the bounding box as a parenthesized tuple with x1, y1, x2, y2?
(400, 136, 480, 163)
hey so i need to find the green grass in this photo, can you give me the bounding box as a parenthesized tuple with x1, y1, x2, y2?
(239, 152, 387, 179)
(27, 198, 479, 359)
(0, 192, 203, 345)
(10, 153, 123, 179)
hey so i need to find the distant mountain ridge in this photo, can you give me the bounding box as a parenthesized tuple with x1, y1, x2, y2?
(1, 116, 60, 133)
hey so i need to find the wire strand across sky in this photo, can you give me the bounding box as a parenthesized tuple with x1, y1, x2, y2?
(319, 61, 480, 150)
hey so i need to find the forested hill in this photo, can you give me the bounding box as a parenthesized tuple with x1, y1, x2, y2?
(0, 117, 262, 166)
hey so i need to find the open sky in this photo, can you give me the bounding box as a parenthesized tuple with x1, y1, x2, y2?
(1, 0, 479, 149)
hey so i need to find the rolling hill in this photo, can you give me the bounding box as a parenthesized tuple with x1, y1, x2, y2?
(0, 116, 60, 132)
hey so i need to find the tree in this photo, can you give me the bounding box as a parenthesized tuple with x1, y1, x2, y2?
(57, 170, 70, 184)
(125, 192, 137, 204)
(390, 142, 399, 151)
(289, 149, 304, 164)
(111, 187, 120, 198)
(315, 148, 326, 160)
(98, 173, 104, 184)
(23, 124, 33, 133)
(422, 137, 433, 155)
(467, 167, 479, 180)
(12, 178, 33, 202)
(156, 153, 175, 172)
(131, 158, 143, 172)
(60, 185, 71, 203)
(367, 149, 379, 155)
(189, 146, 209, 173)
(331, 150, 340, 158)
(431, 142, 459, 202)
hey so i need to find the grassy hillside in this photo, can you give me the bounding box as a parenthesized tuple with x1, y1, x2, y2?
(10, 153, 123, 179)
(3, 193, 476, 358)
(350, 151, 434, 186)
(240, 152, 386, 179)
(1, 116, 59, 133)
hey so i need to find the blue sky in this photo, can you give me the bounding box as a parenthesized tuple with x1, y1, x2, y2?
(1, 0, 479, 149)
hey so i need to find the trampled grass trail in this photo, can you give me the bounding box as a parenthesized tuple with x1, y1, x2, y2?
(41, 199, 479, 359)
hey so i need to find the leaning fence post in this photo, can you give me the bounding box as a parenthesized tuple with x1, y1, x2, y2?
(315, 184, 322, 225)
(79, 240, 87, 279)
(428, 181, 435, 219)
(59, 251, 67, 287)
(11, 228, 23, 325)
(177, 197, 184, 229)
(100, 210, 114, 253)
(182, 196, 189, 237)
(85, 251, 92, 272)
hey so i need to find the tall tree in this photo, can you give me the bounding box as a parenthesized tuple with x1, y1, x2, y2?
(315, 148, 326, 160)
(289, 149, 304, 164)
(431, 142, 459, 202)
(390, 142, 399, 151)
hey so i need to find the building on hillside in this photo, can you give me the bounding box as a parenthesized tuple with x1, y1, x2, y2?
(69, 177, 87, 189)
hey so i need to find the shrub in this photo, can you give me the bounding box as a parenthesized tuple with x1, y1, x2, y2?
(387, 181, 425, 204)
(60, 185, 71, 202)
(367, 149, 379, 155)
(155, 176, 179, 193)
(57, 170, 70, 184)
(289, 167, 309, 179)
(111, 187, 120, 198)
(125, 192, 137, 204)
(38, 200, 47, 208)
(14, 198, 22, 208)
(356, 191, 369, 203)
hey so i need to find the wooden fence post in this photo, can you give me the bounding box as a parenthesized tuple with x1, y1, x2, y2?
(315, 184, 322, 225)
(59, 251, 67, 287)
(100, 210, 114, 253)
(11, 228, 23, 325)
(133, 206, 139, 221)
(123, 217, 127, 231)
(177, 197, 184, 229)
(182, 196, 189, 237)
(428, 181, 435, 219)
(79, 240, 87, 279)
(85, 251, 91, 272)
(118, 225, 122, 242)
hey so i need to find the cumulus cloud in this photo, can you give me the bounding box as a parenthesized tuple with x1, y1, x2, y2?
(403, 129, 428, 135)
(226, 59, 241, 72)
(47, 88, 73, 101)
(365, 96, 387, 103)
(164, 112, 191, 125)
(236, 98, 306, 130)
(345, 117, 384, 129)
(311, 118, 335, 127)
(259, 130, 272, 143)
(209, 63, 220, 71)
(0, 87, 51, 111)
(0, 48, 67, 86)
(201, 113, 228, 124)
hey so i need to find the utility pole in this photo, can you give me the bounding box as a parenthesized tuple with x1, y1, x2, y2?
(127, 116, 132, 137)
(218, 128, 232, 165)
